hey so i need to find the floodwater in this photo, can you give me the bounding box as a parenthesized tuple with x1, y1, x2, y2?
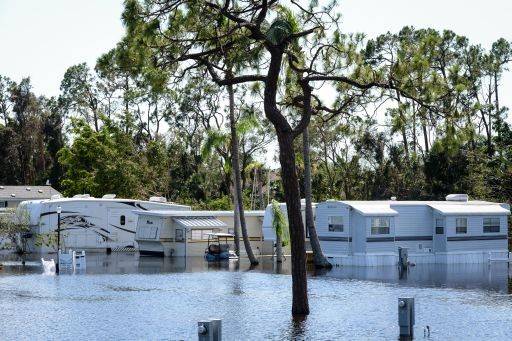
(1, 253, 512, 340)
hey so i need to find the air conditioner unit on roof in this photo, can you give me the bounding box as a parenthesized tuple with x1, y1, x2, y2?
(446, 194, 469, 202)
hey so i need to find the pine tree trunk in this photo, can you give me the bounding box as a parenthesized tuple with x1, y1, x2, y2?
(277, 131, 309, 315)
(264, 46, 309, 316)
(227, 83, 258, 265)
(231, 182, 241, 256)
(302, 127, 331, 268)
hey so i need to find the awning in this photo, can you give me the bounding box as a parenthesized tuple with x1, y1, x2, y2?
(173, 216, 227, 229)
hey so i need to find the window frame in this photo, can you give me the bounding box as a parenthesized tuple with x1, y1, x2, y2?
(483, 217, 500, 233)
(455, 217, 467, 234)
(371, 217, 390, 235)
(327, 216, 344, 232)
(435, 218, 444, 235)
(120, 215, 126, 226)
(190, 229, 213, 240)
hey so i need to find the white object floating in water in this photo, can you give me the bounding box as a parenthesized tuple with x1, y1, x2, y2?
(41, 258, 56, 274)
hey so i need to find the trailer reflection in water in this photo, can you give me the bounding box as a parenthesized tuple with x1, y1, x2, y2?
(315, 262, 511, 293)
(2, 253, 510, 293)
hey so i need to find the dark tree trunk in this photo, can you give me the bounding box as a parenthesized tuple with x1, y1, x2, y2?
(264, 47, 309, 316)
(422, 120, 429, 154)
(227, 82, 258, 264)
(303, 125, 331, 268)
(277, 131, 310, 315)
(231, 182, 241, 256)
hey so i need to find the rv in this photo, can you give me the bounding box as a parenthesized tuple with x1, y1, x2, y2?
(17, 195, 190, 253)
(314, 194, 510, 265)
(133, 210, 264, 257)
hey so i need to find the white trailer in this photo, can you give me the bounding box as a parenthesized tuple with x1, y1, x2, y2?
(17, 195, 190, 253)
(314, 194, 510, 266)
(133, 210, 265, 257)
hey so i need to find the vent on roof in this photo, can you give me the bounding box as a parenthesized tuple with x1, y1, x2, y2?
(0, 186, 4, 190)
(10, 193, 15, 197)
(51, 194, 61, 200)
(390, 196, 397, 201)
(102, 194, 116, 199)
(26, 187, 31, 191)
(73, 194, 91, 199)
(446, 194, 469, 202)
(38, 189, 43, 193)
(149, 196, 167, 203)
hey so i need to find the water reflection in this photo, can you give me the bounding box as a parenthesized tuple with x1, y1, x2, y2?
(322, 263, 511, 293)
(1, 253, 511, 293)
(1, 253, 512, 340)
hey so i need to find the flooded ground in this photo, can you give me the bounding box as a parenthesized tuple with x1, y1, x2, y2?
(1, 253, 512, 340)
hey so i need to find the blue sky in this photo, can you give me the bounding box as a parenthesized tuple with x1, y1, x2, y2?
(0, 0, 511, 107)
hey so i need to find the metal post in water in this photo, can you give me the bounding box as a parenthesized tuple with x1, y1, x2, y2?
(198, 319, 222, 341)
(398, 297, 415, 338)
(398, 247, 408, 270)
(56, 206, 62, 274)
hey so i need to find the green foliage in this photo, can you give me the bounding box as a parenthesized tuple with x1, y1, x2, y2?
(266, 19, 294, 46)
(0, 209, 30, 253)
(271, 200, 289, 246)
(58, 119, 170, 199)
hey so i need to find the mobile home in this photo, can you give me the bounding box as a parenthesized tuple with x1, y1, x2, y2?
(0, 185, 61, 208)
(315, 194, 510, 265)
(18, 195, 190, 253)
(134, 210, 264, 257)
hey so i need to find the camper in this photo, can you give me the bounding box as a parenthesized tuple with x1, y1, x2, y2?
(315, 194, 510, 266)
(133, 210, 264, 257)
(17, 195, 190, 253)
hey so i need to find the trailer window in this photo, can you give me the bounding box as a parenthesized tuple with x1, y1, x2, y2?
(175, 229, 184, 242)
(0, 201, 5, 208)
(483, 217, 500, 233)
(120, 215, 126, 226)
(328, 216, 344, 232)
(456, 218, 467, 234)
(435, 219, 444, 234)
(191, 229, 213, 240)
(371, 217, 390, 235)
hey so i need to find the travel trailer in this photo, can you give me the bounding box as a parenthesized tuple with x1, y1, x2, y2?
(314, 194, 510, 266)
(133, 210, 264, 257)
(17, 195, 190, 253)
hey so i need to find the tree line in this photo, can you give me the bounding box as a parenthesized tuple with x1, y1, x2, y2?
(1, 1, 511, 316)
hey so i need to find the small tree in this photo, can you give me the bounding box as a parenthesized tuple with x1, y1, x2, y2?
(271, 200, 289, 263)
(0, 209, 30, 254)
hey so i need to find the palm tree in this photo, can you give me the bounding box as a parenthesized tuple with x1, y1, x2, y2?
(201, 104, 260, 263)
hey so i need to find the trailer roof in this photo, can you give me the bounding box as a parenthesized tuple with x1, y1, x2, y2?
(132, 210, 264, 217)
(429, 203, 511, 215)
(322, 200, 510, 216)
(0, 186, 61, 200)
(345, 202, 398, 216)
